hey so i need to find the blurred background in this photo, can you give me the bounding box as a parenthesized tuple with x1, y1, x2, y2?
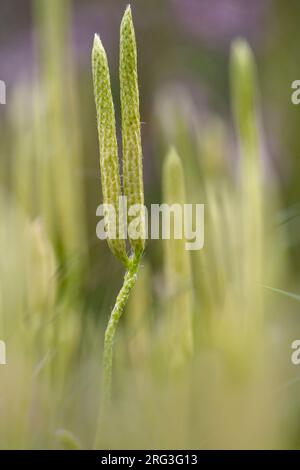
(1, 0, 300, 450)
(2, 0, 300, 273)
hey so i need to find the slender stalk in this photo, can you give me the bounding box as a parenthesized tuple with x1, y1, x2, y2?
(94, 252, 141, 449)
(102, 252, 141, 402)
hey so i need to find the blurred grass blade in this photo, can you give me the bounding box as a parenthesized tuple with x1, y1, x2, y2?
(55, 429, 81, 450)
(264, 285, 300, 302)
(163, 147, 193, 363)
(230, 39, 264, 330)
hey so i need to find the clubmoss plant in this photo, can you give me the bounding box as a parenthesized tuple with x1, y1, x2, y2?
(92, 5, 145, 408)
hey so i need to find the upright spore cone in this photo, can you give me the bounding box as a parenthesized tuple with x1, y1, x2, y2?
(120, 6, 145, 256)
(92, 34, 128, 265)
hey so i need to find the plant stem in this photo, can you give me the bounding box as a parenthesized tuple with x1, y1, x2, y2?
(105, 251, 141, 391)
(94, 252, 141, 448)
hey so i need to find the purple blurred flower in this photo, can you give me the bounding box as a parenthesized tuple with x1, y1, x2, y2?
(171, 0, 271, 48)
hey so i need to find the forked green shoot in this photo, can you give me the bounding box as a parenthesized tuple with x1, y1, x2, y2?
(92, 5, 145, 435)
